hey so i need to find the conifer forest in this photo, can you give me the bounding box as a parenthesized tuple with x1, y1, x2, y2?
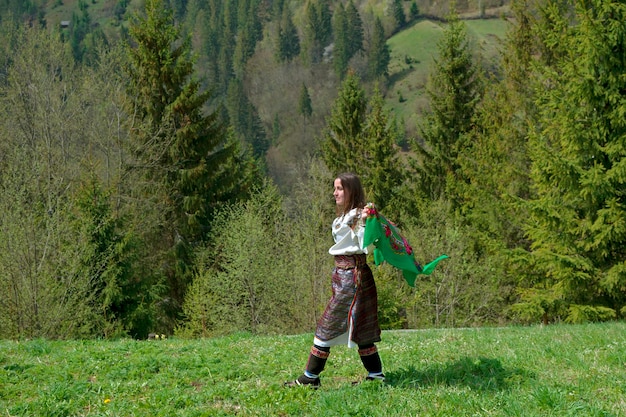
(0, 0, 625, 339)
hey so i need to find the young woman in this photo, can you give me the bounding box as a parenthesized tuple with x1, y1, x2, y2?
(285, 172, 384, 388)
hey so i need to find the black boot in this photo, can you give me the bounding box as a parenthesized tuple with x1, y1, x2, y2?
(284, 345, 329, 389)
(358, 344, 385, 382)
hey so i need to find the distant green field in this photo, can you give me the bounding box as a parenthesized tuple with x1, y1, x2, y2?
(2, 322, 625, 416)
(387, 17, 511, 132)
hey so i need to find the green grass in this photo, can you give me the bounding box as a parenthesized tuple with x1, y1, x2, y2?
(2, 322, 626, 416)
(387, 17, 510, 132)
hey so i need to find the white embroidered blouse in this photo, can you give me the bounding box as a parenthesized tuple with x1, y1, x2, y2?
(328, 208, 368, 256)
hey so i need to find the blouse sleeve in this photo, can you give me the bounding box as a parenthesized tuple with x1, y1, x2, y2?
(328, 209, 368, 255)
(354, 219, 366, 250)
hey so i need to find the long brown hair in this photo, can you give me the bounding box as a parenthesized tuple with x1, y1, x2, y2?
(336, 172, 366, 215)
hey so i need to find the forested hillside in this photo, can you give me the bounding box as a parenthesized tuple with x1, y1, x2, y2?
(1, 0, 625, 340)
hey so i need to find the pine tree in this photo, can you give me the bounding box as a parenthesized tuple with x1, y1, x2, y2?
(233, 0, 262, 75)
(124, 0, 256, 324)
(69, 0, 91, 62)
(317, 0, 332, 48)
(410, 1, 420, 21)
(226, 78, 269, 158)
(412, 6, 483, 203)
(446, 0, 540, 328)
(321, 71, 368, 175)
(345, 0, 364, 59)
(392, 0, 406, 31)
(332, 3, 349, 78)
(275, 6, 300, 63)
(298, 82, 313, 124)
(362, 87, 403, 215)
(301, 0, 331, 65)
(367, 16, 390, 80)
(522, 0, 626, 323)
(321, 75, 403, 214)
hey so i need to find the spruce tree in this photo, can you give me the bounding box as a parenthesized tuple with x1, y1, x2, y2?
(362, 87, 403, 215)
(412, 7, 483, 203)
(321, 76, 403, 214)
(321, 71, 368, 175)
(302, 1, 321, 64)
(332, 3, 349, 78)
(522, 0, 626, 323)
(410, 1, 420, 21)
(226, 78, 269, 158)
(367, 16, 390, 80)
(275, 6, 300, 63)
(345, 0, 364, 59)
(317, 0, 333, 50)
(298, 82, 313, 124)
(125, 0, 256, 324)
(302, 0, 331, 65)
(457, 0, 536, 249)
(392, 0, 406, 31)
(450, 0, 538, 327)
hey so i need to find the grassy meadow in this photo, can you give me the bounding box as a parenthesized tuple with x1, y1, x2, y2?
(386, 17, 511, 133)
(2, 322, 625, 416)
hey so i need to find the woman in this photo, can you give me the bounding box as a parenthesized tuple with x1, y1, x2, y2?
(285, 172, 384, 388)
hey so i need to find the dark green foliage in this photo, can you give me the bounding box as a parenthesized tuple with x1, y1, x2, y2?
(272, 113, 281, 144)
(0, 0, 41, 22)
(125, 0, 258, 328)
(168, 0, 187, 19)
(367, 16, 390, 80)
(275, 5, 300, 63)
(297, 82, 313, 143)
(67, 0, 110, 65)
(392, 0, 406, 30)
(114, 0, 130, 21)
(453, 0, 537, 324)
(331, 1, 363, 79)
(226, 78, 269, 157)
(321, 74, 403, 215)
(69, 1, 91, 62)
(184, 0, 263, 94)
(321, 71, 368, 175)
(301, 0, 332, 64)
(72, 174, 157, 338)
(233, 0, 263, 76)
(361, 87, 404, 215)
(521, 0, 626, 323)
(345, 0, 363, 59)
(412, 8, 483, 203)
(332, 3, 349, 78)
(298, 82, 313, 121)
(410, 1, 420, 21)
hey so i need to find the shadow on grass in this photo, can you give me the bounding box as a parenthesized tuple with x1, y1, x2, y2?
(386, 356, 532, 391)
(388, 65, 418, 86)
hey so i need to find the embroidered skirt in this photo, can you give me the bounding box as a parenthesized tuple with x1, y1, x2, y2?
(314, 254, 381, 347)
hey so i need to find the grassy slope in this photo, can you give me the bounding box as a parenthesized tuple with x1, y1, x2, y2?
(2, 322, 625, 416)
(386, 17, 511, 136)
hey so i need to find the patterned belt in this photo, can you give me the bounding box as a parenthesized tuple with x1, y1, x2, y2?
(334, 254, 367, 270)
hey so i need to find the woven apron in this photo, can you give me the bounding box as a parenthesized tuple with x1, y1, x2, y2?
(315, 254, 381, 346)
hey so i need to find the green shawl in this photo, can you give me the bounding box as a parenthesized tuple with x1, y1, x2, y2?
(363, 207, 448, 287)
